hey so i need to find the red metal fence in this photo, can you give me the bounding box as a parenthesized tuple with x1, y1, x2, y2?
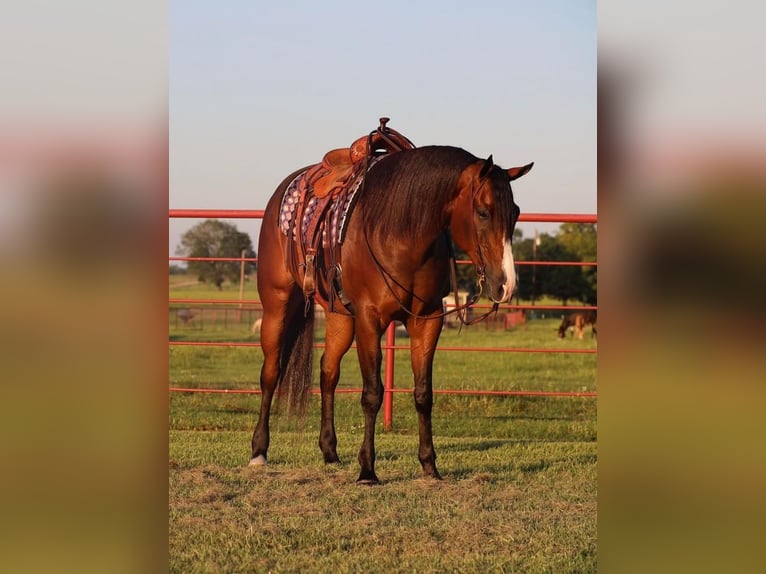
(169, 209, 597, 429)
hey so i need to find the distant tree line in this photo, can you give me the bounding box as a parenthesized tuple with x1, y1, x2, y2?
(515, 223, 597, 305)
(173, 219, 597, 304)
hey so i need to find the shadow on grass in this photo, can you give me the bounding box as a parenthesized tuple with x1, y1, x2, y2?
(438, 438, 544, 453)
(445, 451, 597, 481)
(518, 452, 597, 474)
(485, 413, 587, 422)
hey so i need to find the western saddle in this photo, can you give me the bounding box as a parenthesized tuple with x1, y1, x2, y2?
(286, 117, 415, 314)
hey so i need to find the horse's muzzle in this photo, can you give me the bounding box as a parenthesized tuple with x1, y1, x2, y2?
(489, 240, 516, 303)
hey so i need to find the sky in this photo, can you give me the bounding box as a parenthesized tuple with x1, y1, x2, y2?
(169, 0, 596, 256)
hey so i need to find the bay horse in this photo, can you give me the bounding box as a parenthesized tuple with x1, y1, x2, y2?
(250, 121, 532, 483)
(557, 310, 597, 340)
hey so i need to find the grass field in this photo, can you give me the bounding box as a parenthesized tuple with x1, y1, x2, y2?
(169, 276, 597, 573)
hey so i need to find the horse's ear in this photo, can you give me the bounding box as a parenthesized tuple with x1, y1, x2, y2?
(507, 162, 534, 181)
(479, 154, 494, 179)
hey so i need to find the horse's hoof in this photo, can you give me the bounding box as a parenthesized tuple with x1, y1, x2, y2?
(248, 455, 267, 466)
(356, 472, 380, 485)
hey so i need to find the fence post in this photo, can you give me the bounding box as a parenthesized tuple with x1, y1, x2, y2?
(238, 248, 246, 321)
(383, 323, 396, 431)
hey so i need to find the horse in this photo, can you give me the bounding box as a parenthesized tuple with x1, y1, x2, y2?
(250, 120, 532, 484)
(557, 310, 597, 340)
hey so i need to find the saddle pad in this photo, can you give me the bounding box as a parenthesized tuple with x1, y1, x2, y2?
(278, 158, 379, 246)
(278, 171, 306, 238)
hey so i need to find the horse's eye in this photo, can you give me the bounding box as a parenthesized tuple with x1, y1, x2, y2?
(477, 209, 490, 221)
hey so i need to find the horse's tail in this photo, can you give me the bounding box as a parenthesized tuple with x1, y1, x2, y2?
(278, 299, 315, 417)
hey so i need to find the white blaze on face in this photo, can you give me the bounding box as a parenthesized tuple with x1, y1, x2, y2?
(500, 237, 516, 302)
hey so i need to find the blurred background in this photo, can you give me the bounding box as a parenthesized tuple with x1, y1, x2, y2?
(599, 3, 766, 573)
(1, 1, 764, 573)
(0, 3, 167, 573)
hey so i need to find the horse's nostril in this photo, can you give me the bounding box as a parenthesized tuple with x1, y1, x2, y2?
(490, 284, 509, 304)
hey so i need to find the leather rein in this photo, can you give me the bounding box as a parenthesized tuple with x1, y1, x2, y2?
(362, 173, 501, 326)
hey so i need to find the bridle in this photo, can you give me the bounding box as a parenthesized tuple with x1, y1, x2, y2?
(363, 170, 502, 326)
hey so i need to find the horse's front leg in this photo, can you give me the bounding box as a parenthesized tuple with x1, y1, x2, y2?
(406, 313, 444, 479)
(318, 314, 355, 463)
(354, 313, 384, 484)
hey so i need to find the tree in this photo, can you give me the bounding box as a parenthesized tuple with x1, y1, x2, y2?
(514, 234, 538, 301)
(176, 220, 255, 289)
(556, 223, 597, 304)
(537, 235, 590, 305)
(514, 225, 597, 305)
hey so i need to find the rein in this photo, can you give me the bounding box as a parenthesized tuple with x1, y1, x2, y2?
(362, 227, 498, 325)
(447, 239, 501, 326)
(361, 173, 500, 326)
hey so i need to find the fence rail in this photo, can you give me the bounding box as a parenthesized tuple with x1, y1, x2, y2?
(169, 210, 597, 429)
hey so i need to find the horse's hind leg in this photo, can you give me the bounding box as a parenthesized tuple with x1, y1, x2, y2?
(250, 285, 303, 465)
(318, 313, 354, 464)
(406, 313, 444, 480)
(250, 307, 286, 465)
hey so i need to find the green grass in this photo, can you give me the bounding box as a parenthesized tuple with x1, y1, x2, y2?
(170, 433, 596, 573)
(169, 315, 596, 393)
(169, 277, 597, 573)
(169, 273, 258, 299)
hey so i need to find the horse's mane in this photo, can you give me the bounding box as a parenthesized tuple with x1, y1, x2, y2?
(359, 145, 518, 241)
(359, 146, 477, 240)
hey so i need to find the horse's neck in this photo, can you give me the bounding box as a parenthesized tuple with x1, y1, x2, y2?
(376, 191, 450, 263)
(361, 153, 464, 259)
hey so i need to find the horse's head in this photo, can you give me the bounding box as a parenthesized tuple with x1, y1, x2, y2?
(449, 155, 533, 303)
